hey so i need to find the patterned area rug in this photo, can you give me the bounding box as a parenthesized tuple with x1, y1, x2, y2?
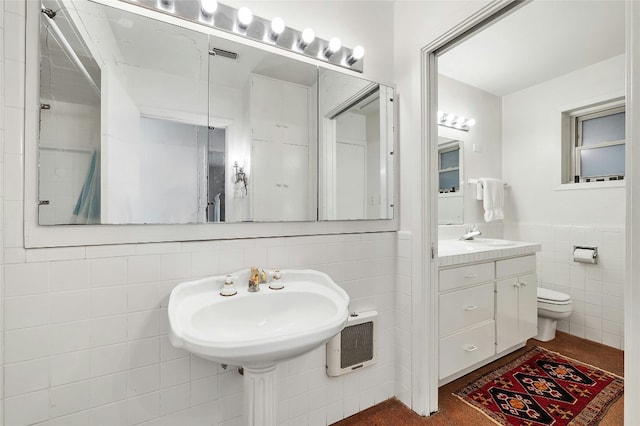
(454, 346, 623, 425)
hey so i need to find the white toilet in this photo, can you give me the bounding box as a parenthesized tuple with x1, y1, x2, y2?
(534, 288, 573, 342)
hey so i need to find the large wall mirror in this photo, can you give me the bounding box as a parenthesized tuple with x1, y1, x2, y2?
(36, 0, 394, 227)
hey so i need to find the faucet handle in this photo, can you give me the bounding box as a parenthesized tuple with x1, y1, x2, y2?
(269, 269, 284, 290)
(220, 274, 238, 296)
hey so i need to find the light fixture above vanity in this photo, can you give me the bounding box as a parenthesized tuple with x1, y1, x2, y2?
(438, 111, 476, 131)
(120, 0, 365, 72)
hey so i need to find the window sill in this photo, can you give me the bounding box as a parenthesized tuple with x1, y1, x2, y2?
(438, 192, 463, 198)
(555, 180, 625, 191)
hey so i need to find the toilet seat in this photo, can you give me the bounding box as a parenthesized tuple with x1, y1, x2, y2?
(537, 288, 571, 305)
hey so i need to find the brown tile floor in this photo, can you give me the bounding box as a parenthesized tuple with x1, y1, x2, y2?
(333, 332, 624, 425)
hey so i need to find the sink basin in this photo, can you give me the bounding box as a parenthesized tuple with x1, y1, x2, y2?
(168, 269, 350, 367)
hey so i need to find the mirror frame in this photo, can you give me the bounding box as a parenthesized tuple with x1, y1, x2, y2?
(23, 0, 398, 247)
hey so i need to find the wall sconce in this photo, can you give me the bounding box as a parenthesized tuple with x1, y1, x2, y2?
(437, 111, 476, 132)
(233, 161, 248, 198)
(119, 0, 365, 73)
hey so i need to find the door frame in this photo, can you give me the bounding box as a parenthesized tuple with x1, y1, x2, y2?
(418, 1, 639, 422)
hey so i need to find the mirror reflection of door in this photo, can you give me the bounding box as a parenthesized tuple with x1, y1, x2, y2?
(319, 70, 392, 220)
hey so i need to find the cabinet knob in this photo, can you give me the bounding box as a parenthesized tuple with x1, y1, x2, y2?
(464, 344, 478, 352)
(463, 273, 478, 279)
(464, 305, 477, 311)
(513, 282, 521, 288)
(520, 280, 527, 286)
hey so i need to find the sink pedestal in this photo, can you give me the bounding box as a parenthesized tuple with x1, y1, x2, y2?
(243, 365, 278, 426)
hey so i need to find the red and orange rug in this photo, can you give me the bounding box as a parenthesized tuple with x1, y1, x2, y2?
(454, 346, 623, 425)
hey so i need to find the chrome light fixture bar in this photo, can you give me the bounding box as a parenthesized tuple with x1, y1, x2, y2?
(118, 0, 365, 72)
(437, 111, 476, 132)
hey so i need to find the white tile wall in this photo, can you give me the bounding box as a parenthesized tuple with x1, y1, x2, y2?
(506, 223, 625, 349)
(1, 3, 401, 426)
(395, 231, 411, 407)
(0, 234, 396, 426)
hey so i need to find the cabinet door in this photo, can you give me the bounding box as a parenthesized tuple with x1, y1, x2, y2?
(251, 140, 282, 221)
(281, 84, 309, 146)
(279, 143, 309, 221)
(496, 277, 520, 353)
(518, 273, 538, 342)
(251, 76, 282, 142)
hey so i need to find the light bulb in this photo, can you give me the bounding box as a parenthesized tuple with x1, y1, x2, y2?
(328, 37, 341, 53)
(437, 111, 444, 120)
(352, 45, 365, 60)
(200, 0, 217, 16)
(271, 17, 285, 35)
(299, 28, 315, 49)
(467, 118, 476, 127)
(445, 113, 456, 123)
(324, 37, 341, 58)
(302, 28, 315, 43)
(347, 45, 365, 65)
(238, 7, 253, 27)
(456, 116, 467, 127)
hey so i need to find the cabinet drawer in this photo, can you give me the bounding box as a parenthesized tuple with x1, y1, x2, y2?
(439, 321, 495, 380)
(496, 255, 536, 279)
(439, 262, 494, 292)
(439, 283, 494, 336)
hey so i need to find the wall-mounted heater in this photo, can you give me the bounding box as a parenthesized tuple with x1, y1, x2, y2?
(326, 310, 378, 377)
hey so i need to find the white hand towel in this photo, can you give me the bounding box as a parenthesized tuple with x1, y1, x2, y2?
(479, 178, 504, 222)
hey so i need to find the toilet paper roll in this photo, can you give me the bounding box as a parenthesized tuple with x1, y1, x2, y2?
(573, 247, 597, 264)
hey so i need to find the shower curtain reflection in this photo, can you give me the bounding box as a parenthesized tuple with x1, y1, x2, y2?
(72, 150, 101, 224)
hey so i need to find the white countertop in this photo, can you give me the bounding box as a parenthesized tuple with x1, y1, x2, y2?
(438, 238, 542, 267)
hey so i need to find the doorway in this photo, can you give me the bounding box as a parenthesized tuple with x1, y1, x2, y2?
(419, 0, 637, 420)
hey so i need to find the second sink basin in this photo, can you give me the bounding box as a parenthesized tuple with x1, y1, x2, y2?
(168, 269, 350, 367)
(461, 238, 518, 247)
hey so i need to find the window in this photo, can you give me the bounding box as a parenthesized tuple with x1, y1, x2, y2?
(570, 102, 625, 183)
(438, 144, 460, 192)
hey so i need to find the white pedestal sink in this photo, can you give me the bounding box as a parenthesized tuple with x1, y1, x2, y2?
(168, 269, 350, 425)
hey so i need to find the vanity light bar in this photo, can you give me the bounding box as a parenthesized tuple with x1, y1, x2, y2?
(437, 111, 476, 132)
(118, 0, 365, 73)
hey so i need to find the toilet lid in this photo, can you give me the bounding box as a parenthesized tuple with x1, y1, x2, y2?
(538, 288, 571, 303)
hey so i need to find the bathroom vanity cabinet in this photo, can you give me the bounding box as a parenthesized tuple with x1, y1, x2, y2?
(495, 256, 538, 353)
(437, 245, 540, 385)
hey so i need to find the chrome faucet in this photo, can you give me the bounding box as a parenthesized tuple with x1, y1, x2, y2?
(460, 225, 481, 240)
(248, 267, 267, 292)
